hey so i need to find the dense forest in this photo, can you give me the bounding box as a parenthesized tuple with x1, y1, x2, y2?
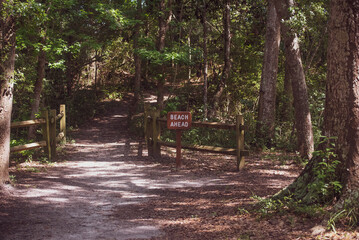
(1, 0, 359, 231)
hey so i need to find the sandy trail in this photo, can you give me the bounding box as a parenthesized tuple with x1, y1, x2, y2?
(2, 99, 284, 240)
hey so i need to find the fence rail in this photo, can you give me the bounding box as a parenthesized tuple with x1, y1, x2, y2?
(10, 104, 66, 160)
(144, 105, 249, 171)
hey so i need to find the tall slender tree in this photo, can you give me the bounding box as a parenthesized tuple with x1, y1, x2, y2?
(256, 0, 281, 144)
(156, 0, 172, 110)
(129, 0, 142, 121)
(212, 0, 231, 117)
(274, 0, 314, 159)
(28, 35, 46, 139)
(202, 0, 208, 120)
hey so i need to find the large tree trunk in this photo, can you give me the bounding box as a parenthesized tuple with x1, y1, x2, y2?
(325, 0, 359, 199)
(273, 0, 359, 207)
(274, 0, 314, 159)
(28, 38, 46, 139)
(156, 0, 172, 110)
(256, 0, 281, 144)
(0, 1, 15, 183)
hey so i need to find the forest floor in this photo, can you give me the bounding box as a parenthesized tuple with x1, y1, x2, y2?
(1, 96, 359, 240)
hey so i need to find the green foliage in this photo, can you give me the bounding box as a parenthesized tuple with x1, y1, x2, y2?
(64, 89, 99, 127)
(101, 85, 123, 100)
(10, 138, 36, 161)
(8, 0, 332, 166)
(9, 174, 16, 185)
(254, 194, 324, 219)
(162, 96, 183, 114)
(187, 128, 236, 148)
(305, 138, 342, 203)
(160, 95, 236, 148)
(328, 197, 359, 231)
(136, 45, 201, 66)
(237, 207, 249, 215)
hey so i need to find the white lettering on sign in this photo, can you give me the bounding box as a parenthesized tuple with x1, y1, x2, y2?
(170, 122, 189, 127)
(170, 114, 190, 121)
(167, 111, 192, 130)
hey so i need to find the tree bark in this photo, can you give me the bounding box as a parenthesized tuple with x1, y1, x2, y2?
(65, 36, 76, 97)
(212, 0, 231, 117)
(274, 0, 314, 159)
(129, 0, 142, 121)
(28, 37, 46, 139)
(156, 0, 172, 110)
(256, 0, 281, 144)
(282, 59, 293, 121)
(202, 0, 208, 120)
(0, 0, 15, 183)
(273, 0, 359, 207)
(324, 0, 359, 198)
(222, 0, 231, 87)
(172, 0, 184, 83)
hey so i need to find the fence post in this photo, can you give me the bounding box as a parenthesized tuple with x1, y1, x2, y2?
(49, 109, 57, 158)
(144, 103, 149, 145)
(145, 105, 154, 157)
(147, 116, 153, 156)
(236, 114, 245, 170)
(41, 110, 51, 160)
(152, 109, 161, 157)
(60, 104, 66, 143)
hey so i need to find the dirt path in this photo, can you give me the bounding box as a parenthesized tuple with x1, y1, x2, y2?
(1, 98, 340, 239)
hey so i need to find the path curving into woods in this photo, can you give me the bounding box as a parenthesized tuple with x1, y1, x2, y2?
(0, 96, 332, 240)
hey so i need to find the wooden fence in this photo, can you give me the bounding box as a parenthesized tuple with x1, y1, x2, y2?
(10, 105, 66, 160)
(144, 106, 249, 171)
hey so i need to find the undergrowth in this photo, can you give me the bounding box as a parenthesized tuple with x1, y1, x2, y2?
(252, 138, 359, 232)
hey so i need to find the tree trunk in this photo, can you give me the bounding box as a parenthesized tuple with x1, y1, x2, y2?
(282, 59, 293, 122)
(202, 0, 208, 120)
(28, 38, 46, 139)
(256, 0, 281, 144)
(188, 28, 192, 81)
(156, 0, 172, 110)
(274, 0, 314, 159)
(129, 0, 142, 121)
(65, 36, 76, 97)
(324, 0, 359, 198)
(273, 0, 359, 207)
(172, 0, 184, 83)
(222, 0, 231, 88)
(66, 54, 75, 96)
(212, 0, 231, 117)
(0, 1, 15, 183)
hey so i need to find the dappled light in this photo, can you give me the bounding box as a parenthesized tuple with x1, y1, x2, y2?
(1, 0, 359, 238)
(1, 99, 315, 240)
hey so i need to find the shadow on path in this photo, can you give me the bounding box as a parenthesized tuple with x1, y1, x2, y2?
(0, 98, 302, 240)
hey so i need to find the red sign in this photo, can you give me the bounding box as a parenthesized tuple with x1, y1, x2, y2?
(167, 111, 192, 130)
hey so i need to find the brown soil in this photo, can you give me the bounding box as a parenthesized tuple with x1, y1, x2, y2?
(1, 97, 358, 240)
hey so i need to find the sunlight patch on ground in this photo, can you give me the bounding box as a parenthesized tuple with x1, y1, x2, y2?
(44, 197, 69, 203)
(17, 188, 65, 198)
(112, 114, 127, 118)
(255, 169, 295, 176)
